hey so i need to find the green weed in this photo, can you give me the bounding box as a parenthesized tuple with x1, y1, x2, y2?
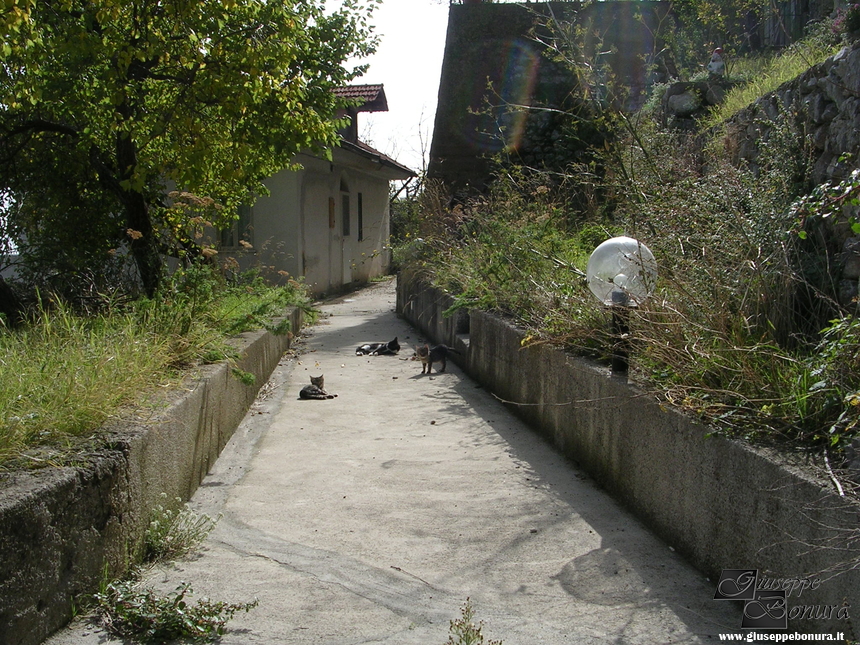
(96, 580, 257, 643)
(230, 368, 256, 386)
(92, 496, 254, 643)
(445, 598, 503, 645)
(143, 494, 220, 564)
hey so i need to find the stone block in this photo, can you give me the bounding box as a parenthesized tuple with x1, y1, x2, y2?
(842, 237, 860, 279)
(667, 90, 701, 117)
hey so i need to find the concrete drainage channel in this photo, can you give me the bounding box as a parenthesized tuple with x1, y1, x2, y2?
(396, 271, 859, 636)
(0, 307, 304, 645)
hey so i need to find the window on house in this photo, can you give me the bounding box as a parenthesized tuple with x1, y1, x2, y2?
(220, 203, 253, 248)
(357, 193, 364, 242)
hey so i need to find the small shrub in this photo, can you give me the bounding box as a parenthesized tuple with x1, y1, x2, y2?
(143, 494, 220, 564)
(93, 497, 252, 643)
(834, 4, 860, 36)
(96, 580, 257, 643)
(445, 598, 503, 645)
(267, 317, 292, 336)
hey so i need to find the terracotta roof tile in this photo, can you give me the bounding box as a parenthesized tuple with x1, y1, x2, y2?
(333, 84, 388, 112)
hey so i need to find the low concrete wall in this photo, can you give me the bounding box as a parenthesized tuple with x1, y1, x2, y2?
(398, 273, 859, 635)
(0, 308, 304, 645)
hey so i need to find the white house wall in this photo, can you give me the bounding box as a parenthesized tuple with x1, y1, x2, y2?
(248, 151, 399, 296)
(349, 181, 391, 283)
(299, 163, 333, 293)
(251, 169, 302, 282)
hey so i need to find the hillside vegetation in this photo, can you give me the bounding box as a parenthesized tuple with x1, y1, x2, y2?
(395, 23, 860, 466)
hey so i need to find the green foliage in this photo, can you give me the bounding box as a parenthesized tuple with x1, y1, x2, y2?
(231, 368, 256, 386)
(806, 317, 860, 447)
(789, 166, 860, 239)
(0, 0, 379, 294)
(444, 598, 503, 645)
(144, 494, 220, 564)
(0, 264, 312, 468)
(96, 580, 257, 643)
(92, 495, 254, 643)
(397, 35, 860, 454)
(656, 0, 784, 79)
(702, 35, 841, 128)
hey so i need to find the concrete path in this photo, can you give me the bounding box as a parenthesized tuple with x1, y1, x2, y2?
(46, 277, 742, 644)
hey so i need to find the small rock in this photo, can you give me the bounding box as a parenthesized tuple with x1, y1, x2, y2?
(668, 90, 702, 117)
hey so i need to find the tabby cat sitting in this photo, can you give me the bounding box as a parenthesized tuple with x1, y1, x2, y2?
(299, 375, 337, 399)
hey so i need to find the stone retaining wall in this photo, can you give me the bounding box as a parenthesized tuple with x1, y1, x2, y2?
(724, 40, 860, 186)
(398, 273, 859, 635)
(0, 307, 304, 645)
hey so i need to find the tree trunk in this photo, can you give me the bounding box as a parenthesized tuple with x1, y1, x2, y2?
(124, 191, 163, 298)
(115, 132, 163, 297)
(0, 274, 23, 327)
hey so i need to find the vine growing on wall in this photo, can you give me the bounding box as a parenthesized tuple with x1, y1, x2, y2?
(790, 166, 860, 240)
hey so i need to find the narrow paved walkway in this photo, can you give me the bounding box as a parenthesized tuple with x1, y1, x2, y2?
(47, 278, 741, 644)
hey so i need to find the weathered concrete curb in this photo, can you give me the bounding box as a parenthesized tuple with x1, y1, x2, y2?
(397, 273, 859, 635)
(0, 308, 304, 645)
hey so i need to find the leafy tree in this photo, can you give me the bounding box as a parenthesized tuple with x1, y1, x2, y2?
(666, 0, 776, 74)
(0, 0, 379, 297)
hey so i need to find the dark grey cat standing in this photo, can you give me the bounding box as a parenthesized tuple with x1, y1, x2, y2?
(414, 344, 460, 374)
(355, 337, 400, 356)
(299, 375, 337, 399)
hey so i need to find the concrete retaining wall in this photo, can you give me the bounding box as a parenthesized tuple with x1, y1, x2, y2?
(398, 273, 859, 635)
(0, 307, 304, 645)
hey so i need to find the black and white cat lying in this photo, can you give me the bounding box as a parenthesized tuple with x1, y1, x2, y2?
(355, 336, 400, 356)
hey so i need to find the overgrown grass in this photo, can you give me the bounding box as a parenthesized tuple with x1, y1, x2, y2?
(398, 77, 860, 458)
(702, 34, 842, 129)
(0, 265, 313, 469)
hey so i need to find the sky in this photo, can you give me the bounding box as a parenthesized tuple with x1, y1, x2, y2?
(345, 0, 451, 174)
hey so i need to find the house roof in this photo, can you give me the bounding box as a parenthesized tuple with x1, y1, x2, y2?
(328, 83, 413, 178)
(333, 84, 389, 112)
(338, 139, 415, 180)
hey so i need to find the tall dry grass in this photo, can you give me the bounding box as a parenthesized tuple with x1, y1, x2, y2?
(0, 265, 312, 468)
(396, 109, 859, 454)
